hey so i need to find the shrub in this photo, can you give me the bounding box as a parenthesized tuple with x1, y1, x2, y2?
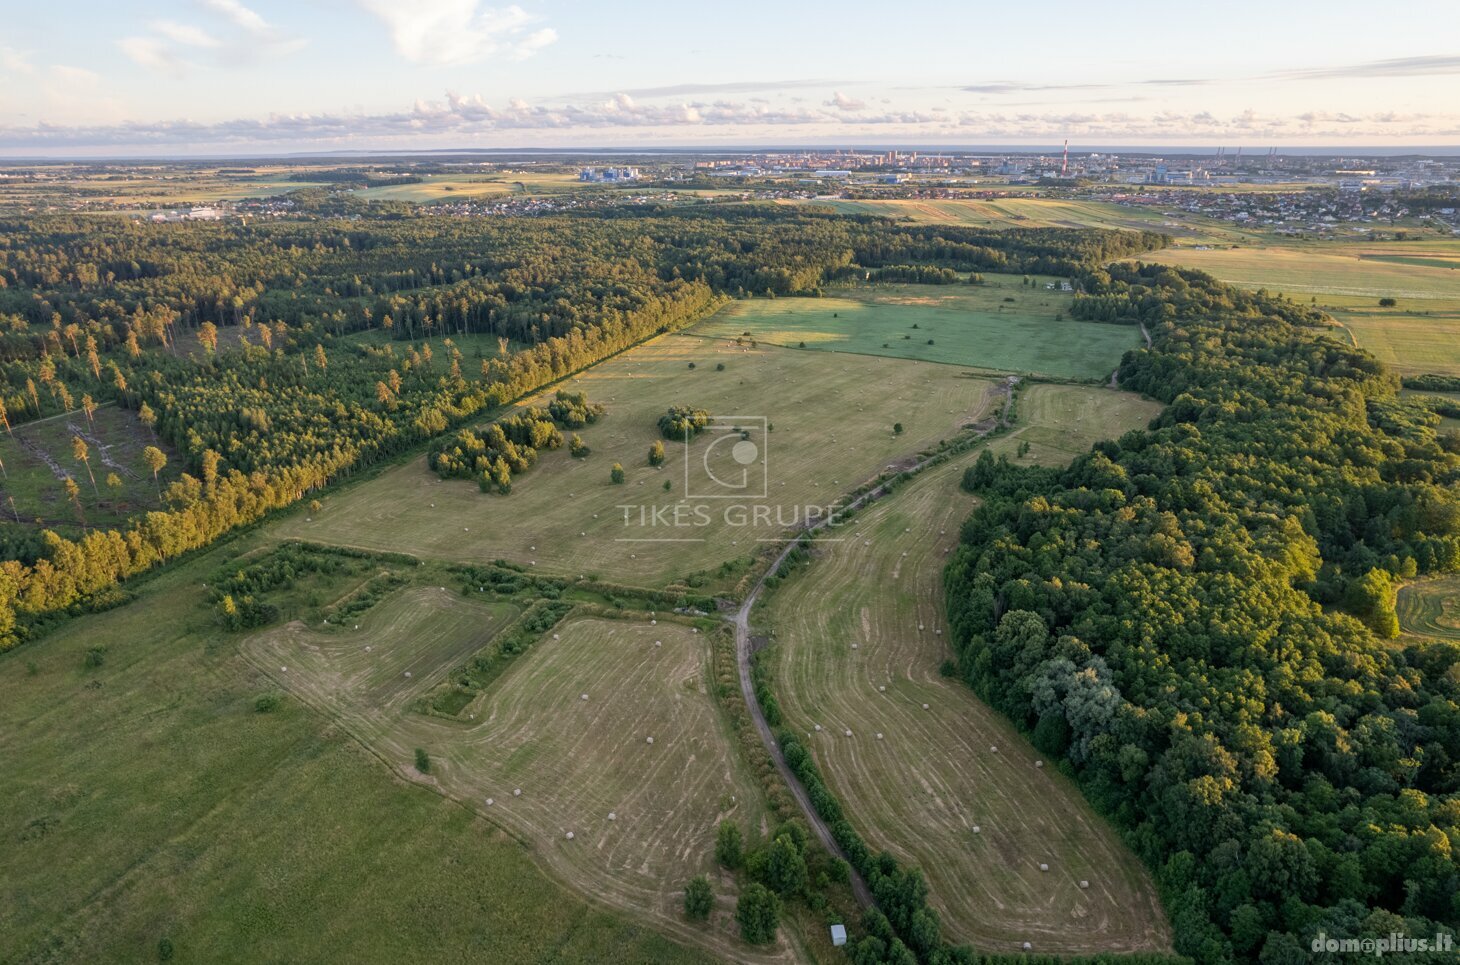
(735, 883, 780, 944)
(254, 692, 282, 713)
(84, 646, 106, 669)
(684, 875, 713, 920)
(414, 748, 431, 773)
(715, 819, 743, 868)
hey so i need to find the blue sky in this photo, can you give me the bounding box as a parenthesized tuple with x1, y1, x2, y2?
(2, 0, 1459, 155)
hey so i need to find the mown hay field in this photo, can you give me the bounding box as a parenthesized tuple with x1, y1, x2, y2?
(761, 384, 1170, 953)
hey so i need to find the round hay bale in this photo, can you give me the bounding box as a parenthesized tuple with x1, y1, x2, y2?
(918, 623, 924, 631)
(485, 797, 494, 805)
(404, 671, 412, 678)
(878, 685, 886, 692)
(464, 527, 469, 531)
(553, 633, 560, 640)
(608, 812, 616, 821)
(580, 532, 586, 537)
(365, 646, 372, 652)
(1080, 880, 1090, 889)
(922, 703, 930, 710)
(876, 732, 884, 740)
(1022, 942, 1033, 951)
(851, 643, 859, 650)
(1039, 863, 1049, 872)
(814, 724, 822, 732)
(530, 545, 536, 551)
(565, 831, 575, 840)
(1035, 760, 1044, 768)
(650, 619, 657, 625)
(990, 745, 998, 753)
(972, 825, 981, 833)
(645, 736, 654, 745)
(280, 666, 287, 672)
(655, 640, 662, 646)
(580, 693, 589, 701)
(513, 788, 522, 797)
(844, 729, 852, 737)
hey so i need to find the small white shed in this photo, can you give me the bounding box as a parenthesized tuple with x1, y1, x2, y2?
(830, 924, 848, 947)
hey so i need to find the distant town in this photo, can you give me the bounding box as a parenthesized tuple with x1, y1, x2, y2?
(2, 148, 1457, 235)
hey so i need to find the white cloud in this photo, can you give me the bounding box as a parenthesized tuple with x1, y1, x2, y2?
(3, 91, 1458, 152)
(358, 1, 557, 66)
(152, 20, 221, 48)
(119, 0, 303, 73)
(118, 37, 181, 73)
(0, 46, 34, 74)
(826, 90, 866, 111)
(202, 0, 273, 36)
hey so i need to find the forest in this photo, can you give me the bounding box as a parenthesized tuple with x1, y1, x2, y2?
(948, 263, 1460, 963)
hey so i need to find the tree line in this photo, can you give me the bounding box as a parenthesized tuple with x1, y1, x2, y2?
(948, 263, 1460, 963)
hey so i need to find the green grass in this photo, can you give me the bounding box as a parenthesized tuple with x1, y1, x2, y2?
(0, 548, 709, 965)
(0, 404, 179, 534)
(278, 333, 1001, 589)
(1144, 241, 1460, 375)
(760, 383, 1170, 953)
(694, 277, 1137, 380)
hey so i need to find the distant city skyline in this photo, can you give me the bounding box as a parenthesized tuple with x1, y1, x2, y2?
(3, 0, 1459, 156)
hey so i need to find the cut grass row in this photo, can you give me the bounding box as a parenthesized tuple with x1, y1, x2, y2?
(243, 593, 793, 960)
(1397, 576, 1460, 642)
(758, 384, 1170, 954)
(0, 547, 708, 964)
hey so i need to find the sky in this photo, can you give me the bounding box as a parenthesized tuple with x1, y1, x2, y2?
(2, 0, 1459, 156)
